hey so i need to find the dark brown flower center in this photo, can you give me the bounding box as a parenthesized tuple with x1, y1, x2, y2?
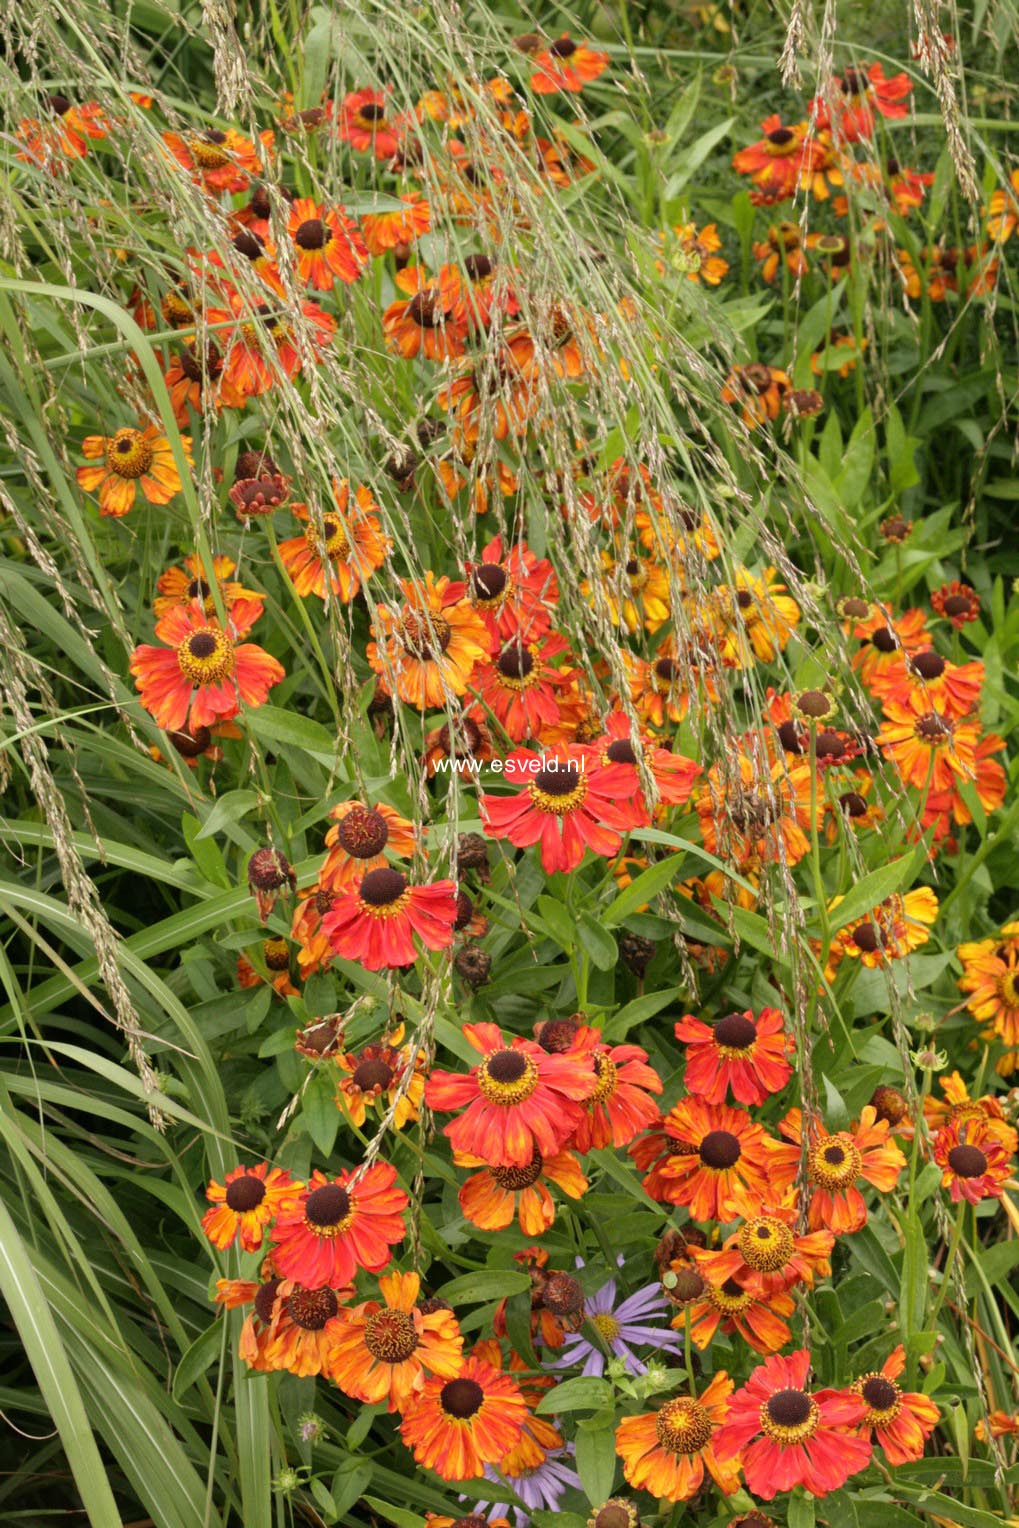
(767, 127, 795, 145)
(464, 254, 493, 280)
(295, 218, 326, 250)
(606, 738, 637, 764)
(778, 720, 804, 755)
(254, 1278, 282, 1323)
(536, 1017, 580, 1053)
(910, 649, 945, 680)
(486, 1049, 528, 1084)
(188, 632, 217, 659)
(916, 711, 952, 742)
(492, 1151, 544, 1190)
(352, 1057, 394, 1092)
(441, 1377, 484, 1418)
(472, 563, 507, 599)
(359, 867, 408, 906)
(305, 1184, 351, 1226)
(225, 1174, 267, 1212)
(549, 35, 578, 56)
(542, 1272, 585, 1316)
(713, 1013, 757, 1050)
(654, 657, 678, 681)
(870, 626, 898, 653)
(767, 1388, 812, 1427)
(233, 229, 265, 260)
(534, 763, 582, 796)
(839, 791, 867, 818)
(850, 922, 880, 953)
(943, 593, 973, 617)
(497, 644, 534, 679)
(947, 1144, 987, 1178)
(861, 1375, 898, 1411)
(699, 1129, 741, 1169)
(358, 102, 387, 123)
(286, 1286, 339, 1329)
(335, 805, 389, 858)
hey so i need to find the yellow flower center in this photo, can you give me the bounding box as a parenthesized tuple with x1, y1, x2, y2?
(176, 627, 235, 685)
(187, 130, 231, 169)
(710, 1278, 755, 1314)
(807, 1133, 862, 1191)
(655, 1396, 714, 1455)
(591, 1311, 622, 1341)
(477, 1048, 539, 1105)
(491, 1151, 544, 1190)
(106, 428, 154, 480)
(305, 513, 351, 561)
(998, 970, 1019, 1007)
(399, 610, 452, 659)
(738, 1216, 795, 1272)
(760, 1387, 820, 1444)
(589, 1050, 617, 1106)
(364, 1308, 419, 1363)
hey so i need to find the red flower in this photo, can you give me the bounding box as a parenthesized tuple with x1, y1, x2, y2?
(458, 533, 559, 643)
(529, 35, 609, 95)
(473, 631, 575, 743)
(130, 600, 284, 733)
(733, 115, 827, 205)
(480, 745, 643, 874)
(813, 64, 913, 143)
(425, 1021, 596, 1168)
(639, 1097, 775, 1222)
(770, 1107, 906, 1233)
(269, 1164, 408, 1286)
(932, 1117, 1013, 1204)
(589, 710, 701, 812)
(321, 867, 457, 970)
(713, 1350, 872, 1499)
(674, 1008, 793, 1106)
(287, 197, 368, 289)
(563, 1022, 663, 1151)
(336, 88, 405, 158)
(399, 1352, 527, 1479)
(852, 1346, 940, 1465)
(221, 291, 336, 397)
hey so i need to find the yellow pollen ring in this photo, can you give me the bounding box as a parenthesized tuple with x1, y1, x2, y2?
(176, 627, 235, 685)
(305, 514, 351, 561)
(738, 1217, 795, 1272)
(476, 1053, 539, 1105)
(655, 1396, 714, 1455)
(589, 1051, 618, 1106)
(106, 429, 153, 479)
(527, 775, 588, 816)
(807, 1133, 862, 1190)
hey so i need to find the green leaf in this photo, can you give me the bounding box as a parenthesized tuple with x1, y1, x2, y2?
(575, 1417, 617, 1505)
(437, 1270, 532, 1305)
(601, 853, 686, 926)
(535, 1376, 613, 1414)
(827, 849, 927, 933)
(537, 893, 577, 951)
(246, 704, 337, 759)
(577, 912, 618, 971)
(363, 1497, 426, 1528)
(171, 1319, 224, 1403)
(195, 788, 259, 840)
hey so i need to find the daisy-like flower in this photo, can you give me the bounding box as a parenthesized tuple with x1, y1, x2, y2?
(399, 1353, 528, 1480)
(932, 1117, 1013, 1204)
(683, 1276, 795, 1355)
(436, 334, 539, 446)
(474, 631, 574, 743)
(153, 553, 263, 625)
(813, 64, 913, 143)
(832, 887, 939, 967)
(321, 867, 457, 970)
(563, 1023, 663, 1152)
(383, 264, 468, 361)
(986, 168, 1019, 243)
(713, 1350, 871, 1500)
(720, 365, 791, 427)
(691, 1205, 834, 1297)
(163, 338, 246, 422)
(584, 550, 673, 636)
(261, 1280, 352, 1378)
(661, 221, 729, 284)
(130, 601, 284, 733)
(335, 1026, 426, 1130)
(849, 604, 930, 691)
(481, 745, 642, 875)
(921, 1070, 1017, 1145)
(361, 192, 432, 255)
(642, 1097, 776, 1222)
(615, 1373, 740, 1502)
(867, 648, 984, 720)
(270, 1164, 409, 1287)
(529, 35, 609, 95)
(458, 534, 559, 644)
(330, 1269, 463, 1412)
(456, 1146, 587, 1237)
(931, 580, 981, 628)
(231, 1278, 287, 1372)
(201, 1163, 300, 1251)
(753, 222, 809, 283)
(368, 574, 492, 710)
(320, 800, 416, 892)
(277, 482, 390, 602)
(733, 115, 827, 204)
(17, 95, 108, 167)
(286, 196, 367, 289)
(695, 750, 819, 869)
(958, 922, 1019, 1046)
(163, 126, 260, 193)
(221, 292, 336, 398)
(722, 567, 801, 666)
(336, 88, 405, 158)
(425, 1021, 596, 1169)
(423, 707, 496, 778)
(77, 424, 191, 519)
(878, 695, 986, 793)
(674, 1008, 793, 1106)
(852, 1346, 940, 1465)
(589, 710, 701, 813)
(474, 1447, 583, 1527)
(626, 642, 723, 730)
(770, 1106, 907, 1234)
(551, 1268, 682, 1378)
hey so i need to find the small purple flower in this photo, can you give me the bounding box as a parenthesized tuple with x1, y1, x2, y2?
(549, 1265, 682, 1378)
(472, 1448, 582, 1526)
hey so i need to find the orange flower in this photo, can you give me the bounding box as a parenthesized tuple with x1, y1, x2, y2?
(383, 264, 467, 360)
(931, 580, 980, 628)
(852, 1346, 940, 1464)
(529, 36, 609, 95)
(330, 1269, 463, 1412)
(269, 1164, 409, 1287)
(337, 88, 405, 158)
(426, 1021, 596, 1169)
(320, 800, 416, 891)
(221, 292, 335, 397)
(664, 222, 729, 284)
(399, 1353, 528, 1479)
(868, 648, 983, 720)
(582, 549, 673, 635)
(276, 483, 390, 602)
(922, 1070, 1017, 1151)
(721, 364, 790, 427)
(423, 706, 496, 778)
(695, 749, 819, 869)
(473, 630, 574, 742)
(733, 116, 826, 204)
(455, 1146, 587, 1236)
(832, 886, 939, 967)
(480, 744, 644, 875)
(457, 534, 559, 644)
(626, 641, 723, 729)
(361, 193, 432, 255)
(286, 196, 367, 289)
(153, 553, 262, 624)
(563, 1023, 663, 1152)
(436, 334, 538, 445)
(322, 868, 457, 970)
(958, 922, 1019, 1046)
(932, 1117, 1013, 1204)
(130, 601, 284, 733)
(674, 1008, 792, 1106)
(753, 222, 809, 283)
(615, 1373, 740, 1502)
(813, 64, 912, 143)
(850, 604, 930, 690)
(262, 1280, 351, 1377)
(589, 710, 701, 812)
(201, 1163, 300, 1251)
(17, 96, 108, 167)
(163, 337, 246, 422)
(77, 424, 191, 518)
(163, 127, 260, 193)
(690, 1205, 834, 1296)
(684, 1276, 795, 1355)
(368, 573, 492, 709)
(642, 1097, 775, 1222)
(334, 1027, 426, 1130)
(986, 168, 1019, 242)
(878, 696, 988, 796)
(721, 567, 801, 665)
(770, 1106, 906, 1233)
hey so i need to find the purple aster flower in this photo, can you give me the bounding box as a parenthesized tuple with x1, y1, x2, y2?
(548, 1265, 682, 1378)
(472, 1448, 582, 1526)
